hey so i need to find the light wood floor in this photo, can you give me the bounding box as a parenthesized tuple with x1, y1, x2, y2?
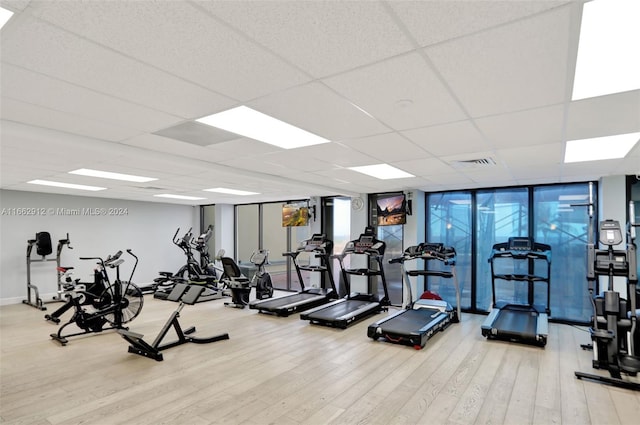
(1, 292, 639, 425)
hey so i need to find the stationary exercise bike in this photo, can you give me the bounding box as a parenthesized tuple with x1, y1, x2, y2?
(574, 201, 640, 391)
(220, 250, 274, 309)
(50, 249, 144, 345)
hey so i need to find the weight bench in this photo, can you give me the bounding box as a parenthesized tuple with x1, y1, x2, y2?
(119, 284, 229, 361)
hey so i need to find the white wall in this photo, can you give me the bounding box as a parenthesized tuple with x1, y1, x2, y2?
(0, 190, 197, 305)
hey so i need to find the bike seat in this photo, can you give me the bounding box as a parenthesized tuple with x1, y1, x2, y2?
(57, 266, 74, 272)
(158, 271, 174, 278)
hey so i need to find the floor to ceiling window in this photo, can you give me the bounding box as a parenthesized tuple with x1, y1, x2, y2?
(235, 201, 311, 291)
(427, 192, 472, 310)
(426, 182, 595, 323)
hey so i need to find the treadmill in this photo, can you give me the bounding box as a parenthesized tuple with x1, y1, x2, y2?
(481, 237, 551, 347)
(367, 243, 461, 349)
(300, 227, 390, 328)
(249, 234, 337, 316)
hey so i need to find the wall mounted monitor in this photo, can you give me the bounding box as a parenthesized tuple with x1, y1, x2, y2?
(376, 194, 406, 226)
(282, 201, 309, 227)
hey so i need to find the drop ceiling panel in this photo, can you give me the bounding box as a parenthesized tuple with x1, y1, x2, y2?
(425, 6, 571, 117)
(291, 142, 377, 167)
(391, 158, 457, 177)
(0, 15, 235, 120)
(323, 52, 467, 131)
(1, 64, 182, 133)
(390, 1, 568, 47)
(248, 82, 390, 141)
(402, 120, 489, 157)
(200, 0, 414, 78)
(341, 132, 431, 163)
(0, 98, 138, 141)
(497, 143, 564, 167)
(419, 172, 473, 187)
(123, 133, 238, 164)
(566, 90, 640, 141)
(475, 104, 565, 149)
(28, 0, 311, 101)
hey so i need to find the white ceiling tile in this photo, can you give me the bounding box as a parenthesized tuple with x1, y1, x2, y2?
(1, 64, 182, 133)
(475, 104, 565, 149)
(390, 1, 569, 47)
(0, 16, 235, 119)
(292, 142, 378, 167)
(248, 82, 390, 141)
(199, 0, 414, 78)
(27, 1, 311, 101)
(340, 132, 431, 163)
(323, 52, 467, 131)
(425, 6, 571, 117)
(391, 157, 457, 177)
(402, 120, 489, 156)
(496, 143, 564, 167)
(566, 90, 640, 141)
(0, 98, 138, 141)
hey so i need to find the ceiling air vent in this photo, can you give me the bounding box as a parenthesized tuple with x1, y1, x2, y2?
(450, 157, 496, 169)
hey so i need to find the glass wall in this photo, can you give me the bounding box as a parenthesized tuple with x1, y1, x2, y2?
(235, 201, 311, 291)
(262, 203, 289, 290)
(476, 188, 529, 311)
(427, 192, 472, 309)
(533, 184, 592, 321)
(426, 182, 595, 323)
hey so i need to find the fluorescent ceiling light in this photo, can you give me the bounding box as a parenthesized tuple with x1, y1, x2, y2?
(564, 132, 639, 163)
(348, 164, 415, 180)
(572, 0, 640, 100)
(154, 194, 206, 201)
(203, 187, 259, 196)
(0, 7, 14, 30)
(69, 168, 157, 183)
(27, 180, 106, 191)
(196, 106, 331, 149)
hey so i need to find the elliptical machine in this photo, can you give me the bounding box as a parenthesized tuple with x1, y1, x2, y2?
(153, 227, 223, 302)
(574, 201, 640, 391)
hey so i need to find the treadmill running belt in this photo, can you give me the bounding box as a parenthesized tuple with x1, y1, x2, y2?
(306, 299, 373, 321)
(378, 308, 443, 335)
(252, 292, 320, 310)
(493, 309, 537, 336)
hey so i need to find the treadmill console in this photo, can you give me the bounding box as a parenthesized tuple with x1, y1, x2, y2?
(301, 234, 332, 253)
(346, 233, 385, 255)
(508, 237, 532, 251)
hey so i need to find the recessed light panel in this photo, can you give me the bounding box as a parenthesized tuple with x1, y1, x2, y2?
(348, 164, 415, 180)
(572, 0, 640, 100)
(564, 132, 639, 163)
(203, 187, 259, 196)
(154, 194, 206, 201)
(0, 7, 14, 30)
(27, 180, 106, 191)
(69, 168, 157, 182)
(196, 106, 331, 149)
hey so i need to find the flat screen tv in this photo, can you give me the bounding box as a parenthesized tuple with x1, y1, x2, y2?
(376, 194, 407, 226)
(282, 202, 309, 227)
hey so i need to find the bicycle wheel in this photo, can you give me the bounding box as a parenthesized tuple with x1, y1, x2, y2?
(101, 281, 144, 325)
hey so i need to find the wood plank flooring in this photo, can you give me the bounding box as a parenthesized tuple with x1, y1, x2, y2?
(1, 292, 639, 425)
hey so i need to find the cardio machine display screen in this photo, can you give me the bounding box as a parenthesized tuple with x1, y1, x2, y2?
(509, 238, 531, 251)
